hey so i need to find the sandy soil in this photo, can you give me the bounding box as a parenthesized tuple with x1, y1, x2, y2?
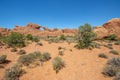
(0, 40, 120, 80)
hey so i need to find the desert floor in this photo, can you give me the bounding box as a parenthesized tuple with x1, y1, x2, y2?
(0, 40, 120, 80)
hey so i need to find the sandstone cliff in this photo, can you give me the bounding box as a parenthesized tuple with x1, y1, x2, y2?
(94, 18, 120, 39)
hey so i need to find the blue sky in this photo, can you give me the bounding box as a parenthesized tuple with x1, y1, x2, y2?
(0, 0, 120, 29)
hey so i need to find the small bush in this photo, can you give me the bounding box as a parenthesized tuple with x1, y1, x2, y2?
(109, 50, 119, 55)
(39, 52, 51, 62)
(11, 48, 18, 52)
(59, 51, 64, 56)
(33, 51, 41, 58)
(90, 42, 100, 48)
(107, 57, 120, 67)
(4, 64, 24, 80)
(114, 72, 120, 80)
(4, 32, 25, 48)
(59, 34, 66, 40)
(52, 57, 65, 73)
(36, 42, 43, 46)
(98, 53, 108, 59)
(26, 34, 33, 40)
(58, 46, 62, 50)
(32, 36, 40, 42)
(17, 50, 26, 55)
(0, 55, 7, 64)
(105, 34, 117, 41)
(18, 54, 36, 66)
(108, 43, 113, 46)
(102, 65, 116, 77)
(114, 41, 120, 45)
(102, 57, 120, 77)
(104, 44, 113, 49)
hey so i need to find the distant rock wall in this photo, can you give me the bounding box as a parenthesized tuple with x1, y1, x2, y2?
(1, 18, 120, 39)
(10, 23, 77, 36)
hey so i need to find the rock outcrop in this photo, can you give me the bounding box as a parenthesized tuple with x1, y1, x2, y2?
(0, 28, 10, 36)
(10, 23, 77, 36)
(94, 18, 120, 39)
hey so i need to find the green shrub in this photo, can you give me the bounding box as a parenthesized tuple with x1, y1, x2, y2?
(98, 53, 108, 59)
(75, 23, 96, 49)
(32, 36, 40, 42)
(11, 48, 18, 52)
(0, 55, 7, 64)
(39, 52, 51, 62)
(105, 34, 117, 41)
(109, 50, 119, 55)
(5, 32, 25, 48)
(26, 34, 33, 40)
(52, 57, 65, 73)
(59, 34, 66, 40)
(4, 64, 24, 80)
(17, 50, 26, 55)
(59, 51, 64, 56)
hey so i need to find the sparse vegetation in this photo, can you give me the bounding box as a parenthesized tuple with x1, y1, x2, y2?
(102, 65, 116, 77)
(104, 44, 113, 49)
(98, 53, 108, 59)
(114, 41, 120, 45)
(36, 42, 43, 46)
(105, 34, 117, 41)
(18, 53, 36, 66)
(4, 64, 24, 80)
(90, 42, 100, 49)
(26, 34, 33, 40)
(11, 48, 18, 52)
(102, 57, 120, 79)
(114, 72, 120, 80)
(58, 46, 62, 50)
(0, 55, 7, 64)
(17, 50, 26, 55)
(3, 32, 25, 48)
(59, 34, 66, 40)
(39, 52, 51, 62)
(59, 51, 64, 56)
(52, 57, 65, 73)
(109, 50, 119, 55)
(32, 36, 40, 42)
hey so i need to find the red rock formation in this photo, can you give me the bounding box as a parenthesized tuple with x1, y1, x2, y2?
(94, 18, 120, 39)
(10, 23, 77, 36)
(0, 28, 10, 36)
(1, 18, 120, 38)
